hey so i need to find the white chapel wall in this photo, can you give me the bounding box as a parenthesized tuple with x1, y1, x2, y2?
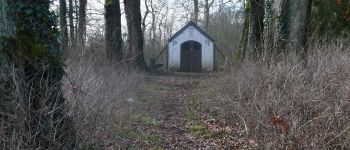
(168, 25, 214, 71)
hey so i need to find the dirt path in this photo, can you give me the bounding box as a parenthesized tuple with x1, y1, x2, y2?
(120, 73, 251, 149)
(142, 73, 207, 149)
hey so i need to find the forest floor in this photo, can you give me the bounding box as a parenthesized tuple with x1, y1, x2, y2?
(115, 73, 255, 149)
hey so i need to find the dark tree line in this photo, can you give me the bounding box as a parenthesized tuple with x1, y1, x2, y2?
(59, 0, 86, 48)
(103, 0, 148, 69)
(59, 0, 147, 69)
(238, 0, 349, 62)
(238, 0, 313, 62)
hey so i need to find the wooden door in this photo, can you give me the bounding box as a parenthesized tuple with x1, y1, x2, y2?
(180, 41, 202, 72)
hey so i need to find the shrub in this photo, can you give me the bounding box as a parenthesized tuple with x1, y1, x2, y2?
(198, 44, 350, 149)
(62, 39, 143, 148)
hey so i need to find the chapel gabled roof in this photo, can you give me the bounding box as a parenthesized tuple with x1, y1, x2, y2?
(168, 21, 215, 42)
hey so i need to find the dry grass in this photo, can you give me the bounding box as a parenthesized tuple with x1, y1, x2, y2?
(198, 43, 350, 149)
(62, 39, 144, 148)
(2, 36, 349, 149)
(0, 55, 75, 149)
(1, 34, 143, 149)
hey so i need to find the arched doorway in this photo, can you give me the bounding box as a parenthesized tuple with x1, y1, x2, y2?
(180, 40, 202, 72)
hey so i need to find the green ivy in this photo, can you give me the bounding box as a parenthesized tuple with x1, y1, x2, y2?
(2, 0, 64, 80)
(278, 0, 291, 51)
(312, 0, 350, 38)
(0, 1, 75, 148)
(264, 0, 272, 30)
(106, 0, 113, 6)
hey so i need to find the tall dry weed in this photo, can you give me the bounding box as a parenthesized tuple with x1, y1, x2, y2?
(0, 58, 75, 149)
(62, 38, 143, 148)
(200, 43, 350, 149)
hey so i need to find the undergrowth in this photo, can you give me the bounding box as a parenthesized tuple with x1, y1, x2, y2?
(197, 43, 350, 149)
(62, 38, 144, 148)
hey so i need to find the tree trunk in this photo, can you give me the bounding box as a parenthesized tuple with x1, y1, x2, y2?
(105, 0, 123, 61)
(150, 0, 157, 56)
(75, 0, 78, 40)
(204, 0, 209, 30)
(250, 0, 265, 58)
(78, 0, 87, 46)
(204, 0, 214, 30)
(142, 0, 149, 34)
(0, 0, 15, 44)
(68, 0, 75, 46)
(192, 0, 199, 24)
(218, 0, 224, 11)
(279, 0, 312, 62)
(238, 0, 251, 59)
(278, 0, 291, 54)
(288, 0, 312, 61)
(0, 0, 75, 148)
(266, 0, 276, 56)
(59, 0, 68, 51)
(124, 0, 148, 70)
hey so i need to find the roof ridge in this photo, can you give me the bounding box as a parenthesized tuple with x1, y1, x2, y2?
(168, 21, 215, 42)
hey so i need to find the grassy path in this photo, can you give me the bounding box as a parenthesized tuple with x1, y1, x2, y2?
(117, 73, 251, 149)
(134, 73, 206, 149)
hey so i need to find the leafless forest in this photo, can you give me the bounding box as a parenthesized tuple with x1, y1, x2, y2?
(1, 0, 350, 149)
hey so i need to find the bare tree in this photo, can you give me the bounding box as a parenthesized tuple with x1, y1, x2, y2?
(75, 0, 79, 38)
(150, 0, 157, 49)
(124, 0, 148, 70)
(105, 0, 123, 61)
(142, 0, 150, 34)
(68, 0, 75, 45)
(218, 0, 233, 12)
(250, 0, 265, 58)
(204, 0, 215, 30)
(144, 0, 168, 51)
(78, 0, 87, 46)
(148, 0, 167, 49)
(60, 0, 69, 50)
(192, 0, 199, 23)
(219, 0, 223, 11)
